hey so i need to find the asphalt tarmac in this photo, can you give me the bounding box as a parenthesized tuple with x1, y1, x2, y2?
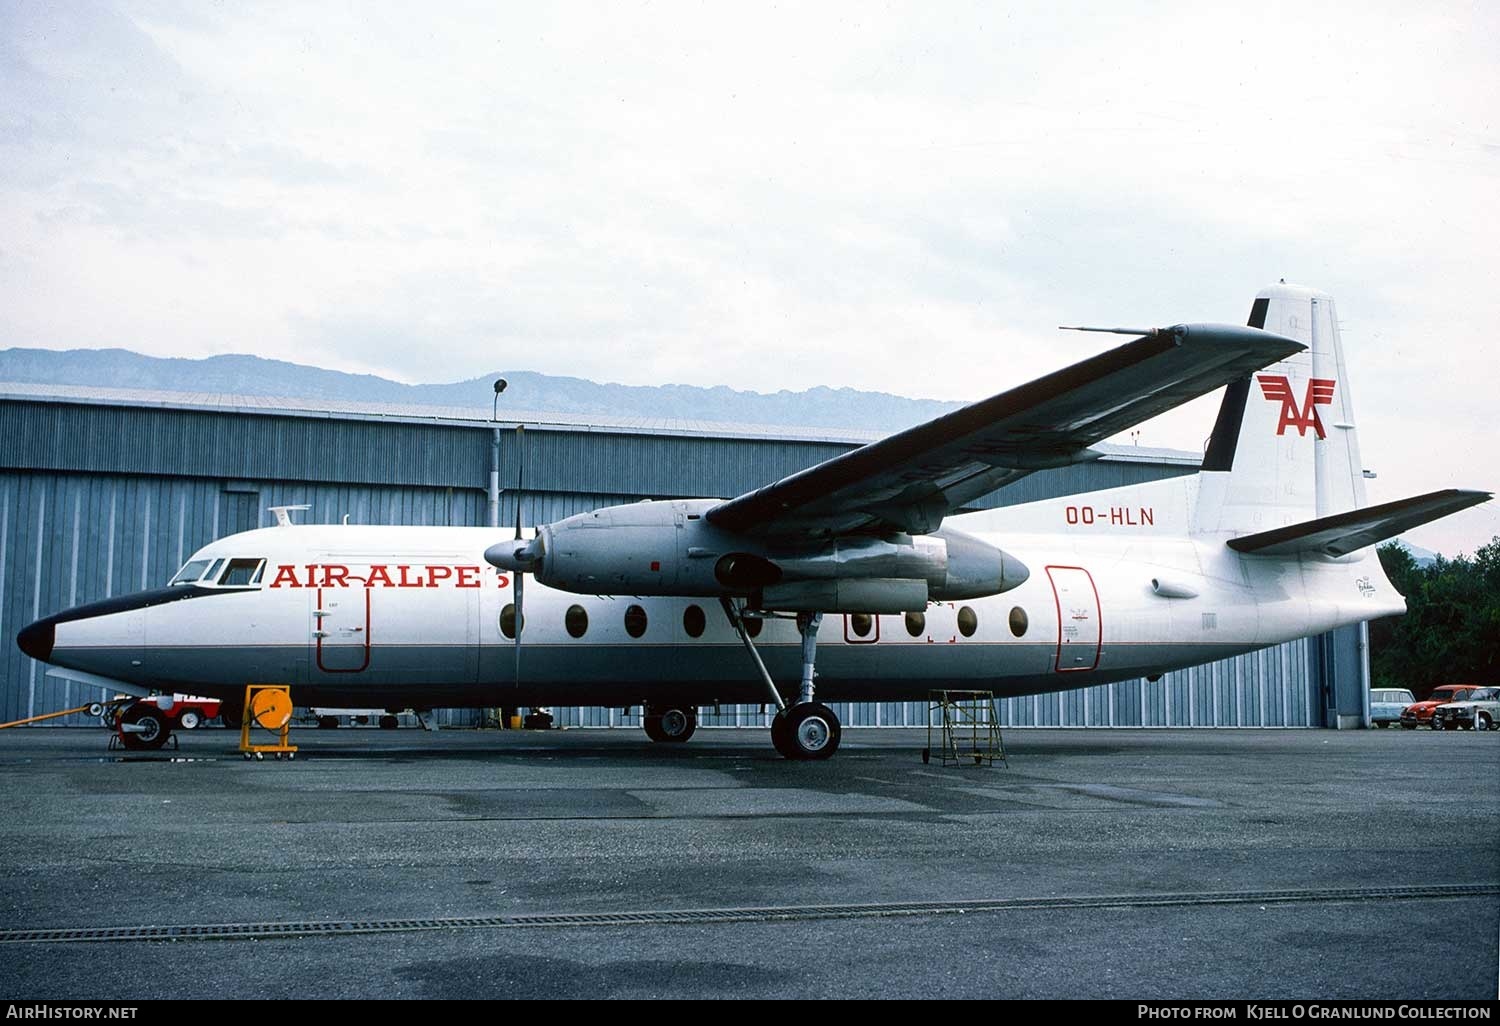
(0, 725, 1496, 1000)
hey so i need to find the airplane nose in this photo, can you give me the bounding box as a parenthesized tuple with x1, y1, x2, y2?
(17, 618, 55, 663)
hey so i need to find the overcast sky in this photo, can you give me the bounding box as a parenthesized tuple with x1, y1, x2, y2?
(2, 1, 1497, 554)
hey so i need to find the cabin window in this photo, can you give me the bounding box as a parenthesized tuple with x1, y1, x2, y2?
(169, 559, 213, 585)
(849, 613, 873, 638)
(683, 604, 706, 638)
(624, 604, 648, 638)
(904, 611, 925, 637)
(565, 604, 589, 638)
(219, 558, 266, 588)
(1008, 606, 1028, 637)
(957, 606, 978, 637)
(499, 603, 521, 639)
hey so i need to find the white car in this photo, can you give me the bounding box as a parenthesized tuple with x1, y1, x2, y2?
(1431, 687, 1500, 731)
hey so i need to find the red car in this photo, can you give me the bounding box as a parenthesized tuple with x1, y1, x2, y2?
(1400, 685, 1484, 729)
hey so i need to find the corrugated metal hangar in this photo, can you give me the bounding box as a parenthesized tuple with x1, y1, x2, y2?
(0, 384, 1369, 731)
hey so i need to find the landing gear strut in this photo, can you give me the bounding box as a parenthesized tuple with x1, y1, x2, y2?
(720, 599, 841, 760)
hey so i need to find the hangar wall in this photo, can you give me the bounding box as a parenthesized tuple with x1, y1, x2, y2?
(0, 390, 1360, 729)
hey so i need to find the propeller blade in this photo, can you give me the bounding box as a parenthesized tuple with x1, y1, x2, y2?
(513, 563, 524, 686)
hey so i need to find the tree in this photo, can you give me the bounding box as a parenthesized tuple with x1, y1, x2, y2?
(1369, 537, 1500, 698)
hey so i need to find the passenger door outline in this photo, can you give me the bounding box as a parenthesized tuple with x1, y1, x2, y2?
(315, 585, 371, 673)
(1046, 565, 1101, 673)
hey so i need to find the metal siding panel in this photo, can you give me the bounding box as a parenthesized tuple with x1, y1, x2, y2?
(970, 460, 1194, 510)
(1145, 680, 1164, 726)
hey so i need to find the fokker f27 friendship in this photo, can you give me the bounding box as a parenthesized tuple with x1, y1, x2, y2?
(16, 283, 1490, 758)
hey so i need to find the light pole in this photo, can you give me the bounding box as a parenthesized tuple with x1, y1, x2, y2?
(488, 378, 507, 529)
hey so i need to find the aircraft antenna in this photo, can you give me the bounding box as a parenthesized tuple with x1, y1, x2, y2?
(1057, 325, 1161, 336)
(267, 504, 311, 528)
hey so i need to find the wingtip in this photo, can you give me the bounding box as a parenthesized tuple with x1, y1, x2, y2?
(1179, 322, 1307, 357)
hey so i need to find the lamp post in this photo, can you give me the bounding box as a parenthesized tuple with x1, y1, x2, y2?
(488, 378, 507, 529)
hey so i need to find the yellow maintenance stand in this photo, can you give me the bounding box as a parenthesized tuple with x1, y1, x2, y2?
(922, 689, 1008, 767)
(239, 684, 298, 761)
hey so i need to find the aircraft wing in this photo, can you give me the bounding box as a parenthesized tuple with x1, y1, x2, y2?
(706, 323, 1305, 537)
(1226, 489, 1492, 558)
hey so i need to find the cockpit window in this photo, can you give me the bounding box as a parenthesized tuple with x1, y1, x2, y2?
(219, 558, 266, 588)
(169, 559, 214, 585)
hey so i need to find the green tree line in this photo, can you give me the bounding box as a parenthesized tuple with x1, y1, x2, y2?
(1370, 537, 1500, 699)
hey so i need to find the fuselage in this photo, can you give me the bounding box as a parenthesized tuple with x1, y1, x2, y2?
(17, 476, 1406, 710)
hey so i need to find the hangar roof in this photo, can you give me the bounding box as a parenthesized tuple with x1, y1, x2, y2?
(0, 381, 1201, 465)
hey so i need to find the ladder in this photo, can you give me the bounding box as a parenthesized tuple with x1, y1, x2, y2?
(924, 690, 1007, 767)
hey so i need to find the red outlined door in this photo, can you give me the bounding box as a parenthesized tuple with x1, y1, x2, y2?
(1046, 566, 1101, 673)
(315, 586, 370, 673)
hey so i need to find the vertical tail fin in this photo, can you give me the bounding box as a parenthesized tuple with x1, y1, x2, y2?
(1194, 283, 1367, 538)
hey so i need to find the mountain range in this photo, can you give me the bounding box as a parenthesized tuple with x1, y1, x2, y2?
(0, 347, 964, 433)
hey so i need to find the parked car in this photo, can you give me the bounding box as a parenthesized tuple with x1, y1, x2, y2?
(1400, 685, 1485, 729)
(1431, 687, 1500, 731)
(1369, 688, 1416, 727)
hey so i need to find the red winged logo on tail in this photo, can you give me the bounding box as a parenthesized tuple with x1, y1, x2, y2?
(1257, 375, 1336, 439)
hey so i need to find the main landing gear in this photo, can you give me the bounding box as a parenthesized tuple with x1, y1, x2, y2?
(643, 704, 697, 743)
(720, 599, 841, 760)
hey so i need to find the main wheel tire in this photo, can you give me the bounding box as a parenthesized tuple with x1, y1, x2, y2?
(643, 706, 697, 743)
(119, 705, 170, 751)
(379, 715, 399, 730)
(774, 703, 841, 761)
(770, 710, 794, 757)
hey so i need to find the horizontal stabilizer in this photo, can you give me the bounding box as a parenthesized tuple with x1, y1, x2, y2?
(1225, 489, 1492, 558)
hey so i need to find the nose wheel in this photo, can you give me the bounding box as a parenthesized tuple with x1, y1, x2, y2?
(118, 704, 171, 751)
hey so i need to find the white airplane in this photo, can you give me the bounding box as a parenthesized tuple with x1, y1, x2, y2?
(15, 283, 1489, 758)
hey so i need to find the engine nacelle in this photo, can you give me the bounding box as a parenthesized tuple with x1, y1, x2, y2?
(518, 499, 1029, 608)
(934, 526, 1030, 600)
(760, 578, 930, 614)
